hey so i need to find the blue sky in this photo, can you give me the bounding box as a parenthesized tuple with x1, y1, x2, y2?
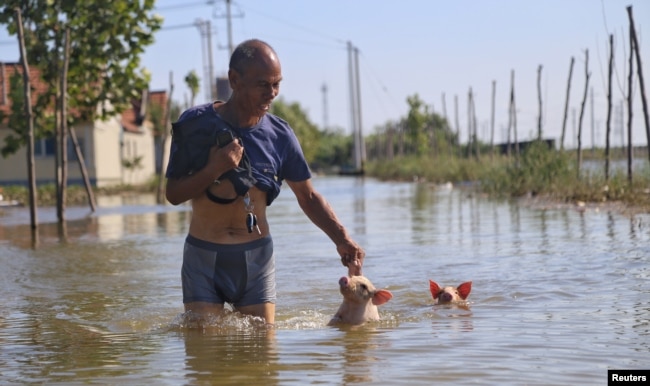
(1, 0, 649, 148)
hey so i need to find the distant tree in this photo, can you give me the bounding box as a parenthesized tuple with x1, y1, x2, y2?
(405, 94, 431, 156)
(365, 94, 457, 161)
(270, 98, 321, 163)
(148, 100, 182, 137)
(314, 127, 353, 168)
(402, 94, 454, 157)
(184, 70, 200, 107)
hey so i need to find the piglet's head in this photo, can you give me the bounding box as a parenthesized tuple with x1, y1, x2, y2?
(339, 276, 393, 305)
(429, 280, 472, 304)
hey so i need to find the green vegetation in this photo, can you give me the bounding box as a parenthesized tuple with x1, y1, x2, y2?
(0, 178, 161, 207)
(367, 155, 501, 184)
(184, 70, 201, 107)
(360, 92, 650, 212)
(367, 141, 650, 212)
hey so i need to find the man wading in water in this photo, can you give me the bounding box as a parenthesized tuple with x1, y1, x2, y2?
(165, 39, 364, 325)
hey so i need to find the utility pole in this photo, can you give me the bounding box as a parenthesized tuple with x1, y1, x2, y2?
(194, 19, 215, 101)
(347, 41, 365, 173)
(206, 20, 214, 100)
(321, 83, 329, 130)
(213, 0, 244, 56)
(226, 0, 234, 55)
(212, 0, 243, 99)
(354, 45, 365, 169)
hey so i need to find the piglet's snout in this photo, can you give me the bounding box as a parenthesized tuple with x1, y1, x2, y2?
(439, 292, 454, 302)
(339, 276, 349, 287)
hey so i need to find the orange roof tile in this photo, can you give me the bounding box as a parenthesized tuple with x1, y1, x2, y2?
(0, 61, 50, 117)
(1, 61, 168, 135)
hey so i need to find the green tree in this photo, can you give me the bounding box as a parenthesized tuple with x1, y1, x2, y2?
(1, 1, 162, 223)
(0, 71, 54, 157)
(365, 94, 458, 161)
(0, 0, 162, 149)
(148, 99, 181, 137)
(184, 70, 200, 107)
(405, 94, 430, 156)
(270, 98, 321, 163)
(0, 0, 162, 222)
(313, 127, 353, 169)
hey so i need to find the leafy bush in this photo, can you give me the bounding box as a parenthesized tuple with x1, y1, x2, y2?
(481, 141, 573, 197)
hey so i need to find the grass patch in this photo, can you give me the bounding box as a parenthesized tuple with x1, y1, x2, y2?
(0, 177, 161, 207)
(367, 141, 650, 211)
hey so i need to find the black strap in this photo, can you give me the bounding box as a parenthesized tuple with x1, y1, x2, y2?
(203, 133, 257, 205)
(205, 186, 238, 204)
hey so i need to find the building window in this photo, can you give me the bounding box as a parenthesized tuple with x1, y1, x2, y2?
(34, 137, 84, 160)
(34, 137, 56, 157)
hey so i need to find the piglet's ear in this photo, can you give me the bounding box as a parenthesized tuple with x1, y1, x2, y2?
(372, 289, 393, 305)
(457, 281, 472, 300)
(429, 280, 441, 299)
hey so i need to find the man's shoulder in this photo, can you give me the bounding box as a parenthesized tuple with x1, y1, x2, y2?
(174, 102, 218, 126)
(172, 102, 230, 135)
(264, 111, 292, 125)
(263, 113, 294, 133)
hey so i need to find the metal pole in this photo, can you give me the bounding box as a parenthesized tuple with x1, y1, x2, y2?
(347, 41, 359, 170)
(226, 0, 234, 55)
(321, 83, 328, 130)
(353, 46, 365, 171)
(206, 20, 215, 100)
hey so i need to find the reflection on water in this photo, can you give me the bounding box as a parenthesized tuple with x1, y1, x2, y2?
(1, 177, 649, 385)
(0, 194, 191, 248)
(177, 320, 279, 386)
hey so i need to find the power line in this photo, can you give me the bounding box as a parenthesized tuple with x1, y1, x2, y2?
(159, 22, 204, 31)
(233, 1, 346, 46)
(155, 1, 215, 11)
(357, 50, 401, 123)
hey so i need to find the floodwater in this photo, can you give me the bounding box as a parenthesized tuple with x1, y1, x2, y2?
(0, 176, 648, 385)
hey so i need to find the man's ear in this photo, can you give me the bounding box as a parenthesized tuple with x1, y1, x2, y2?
(228, 69, 239, 89)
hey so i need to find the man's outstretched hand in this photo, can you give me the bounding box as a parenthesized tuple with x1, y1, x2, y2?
(338, 242, 364, 276)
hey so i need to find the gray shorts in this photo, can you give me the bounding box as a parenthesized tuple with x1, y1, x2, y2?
(181, 234, 276, 307)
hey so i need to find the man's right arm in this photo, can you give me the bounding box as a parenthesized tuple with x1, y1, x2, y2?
(165, 141, 243, 205)
(165, 170, 213, 205)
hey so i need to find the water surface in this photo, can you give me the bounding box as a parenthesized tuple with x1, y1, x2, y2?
(1, 176, 648, 385)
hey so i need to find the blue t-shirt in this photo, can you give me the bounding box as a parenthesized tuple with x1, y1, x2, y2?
(165, 102, 312, 206)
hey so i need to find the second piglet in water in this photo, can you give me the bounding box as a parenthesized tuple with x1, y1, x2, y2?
(328, 275, 393, 326)
(429, 280, 472, 305)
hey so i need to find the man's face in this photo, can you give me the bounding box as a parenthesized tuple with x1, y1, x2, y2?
(231, 54, 282, 121)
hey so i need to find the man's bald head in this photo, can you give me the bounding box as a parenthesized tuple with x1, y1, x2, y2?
(229, 39, 280, 75)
